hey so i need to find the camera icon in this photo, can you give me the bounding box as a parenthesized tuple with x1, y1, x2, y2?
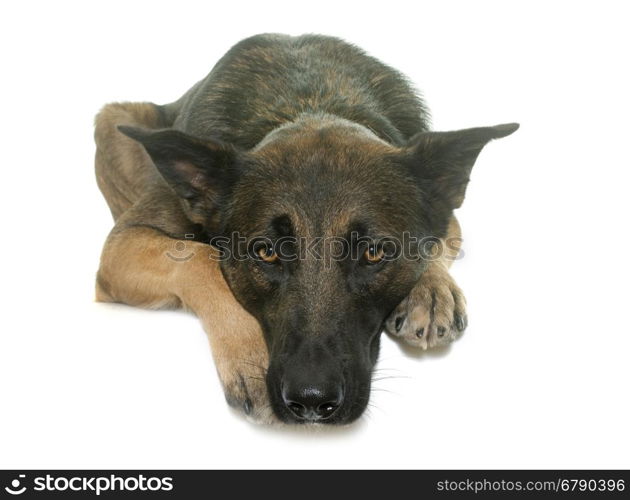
(165, 234, 196, 262)
(4, 474, 27, 495)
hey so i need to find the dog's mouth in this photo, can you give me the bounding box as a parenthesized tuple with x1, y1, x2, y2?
(262, 327, 382, 425)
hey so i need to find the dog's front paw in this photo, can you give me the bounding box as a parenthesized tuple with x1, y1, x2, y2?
(385, 267, 467, 349)
(218, 362, 276, 424)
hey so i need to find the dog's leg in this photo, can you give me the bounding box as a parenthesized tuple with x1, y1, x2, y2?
(384, 217, 467, 349)
(94, 102, 271, 422)
(94, 101, 169, 220)
(97, 222, 272, 422)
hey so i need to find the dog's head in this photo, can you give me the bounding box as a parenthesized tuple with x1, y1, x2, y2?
(120, 117, 517, 424)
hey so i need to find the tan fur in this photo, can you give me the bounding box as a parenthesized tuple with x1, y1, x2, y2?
(94, 102, 272, 422)
(94, 102, 165, 219)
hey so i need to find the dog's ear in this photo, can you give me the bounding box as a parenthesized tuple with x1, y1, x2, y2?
(117, 126, 238, 225)
(406, 123, 519, 234)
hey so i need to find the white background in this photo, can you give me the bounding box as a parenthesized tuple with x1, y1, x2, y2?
(1, 0, 629, 469)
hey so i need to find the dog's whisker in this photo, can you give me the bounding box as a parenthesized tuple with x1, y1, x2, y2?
(371, 375, 410, 382)
(234, 358, 268, 373)
(369, 387, 397, 394)
(251, 401, 276, 423)
(372, 366, 406, 373)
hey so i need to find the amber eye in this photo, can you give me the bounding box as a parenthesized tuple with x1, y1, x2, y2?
(364, 244, 385, 264)
(257, 244, 278, 263)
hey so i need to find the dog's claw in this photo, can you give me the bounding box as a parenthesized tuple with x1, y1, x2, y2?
(455, 313, 467, 332)
(221, 369, 275, 424)
(395, 315, 406, 332)
(243, 398, 253, 415)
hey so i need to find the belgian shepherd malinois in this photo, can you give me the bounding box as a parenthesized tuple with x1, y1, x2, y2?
(95, 34, 518, 424)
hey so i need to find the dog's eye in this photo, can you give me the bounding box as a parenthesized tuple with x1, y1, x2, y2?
(364, 244, 385, 265)
(257, 244, 279, 263)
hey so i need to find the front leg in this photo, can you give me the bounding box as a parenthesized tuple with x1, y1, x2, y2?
(385, 261, 467, 349)
(384, 217, 467, 349)
(171, 244, 274, 423)
(94, 102, 272, 422)
(97, 223, 273, 423)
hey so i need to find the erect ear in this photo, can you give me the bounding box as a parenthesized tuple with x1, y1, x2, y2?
(408, 123, 519, 209)
(406, 123, 519, 234)
(117, 126, 238, 225)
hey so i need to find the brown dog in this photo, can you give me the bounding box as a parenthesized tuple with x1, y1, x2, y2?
(94, 34, 517, 424)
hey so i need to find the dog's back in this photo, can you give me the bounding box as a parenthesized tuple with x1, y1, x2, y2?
(164, 34, 429, 148)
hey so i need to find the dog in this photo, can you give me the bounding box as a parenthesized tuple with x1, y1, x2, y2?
(94, 33, 518, 424)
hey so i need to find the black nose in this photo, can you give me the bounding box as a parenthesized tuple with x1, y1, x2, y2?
(281, 381, 344, 421)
